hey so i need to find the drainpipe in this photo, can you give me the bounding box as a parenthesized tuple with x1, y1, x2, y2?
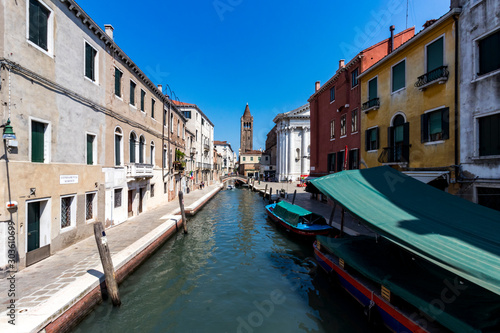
(453, 14, 460, 182)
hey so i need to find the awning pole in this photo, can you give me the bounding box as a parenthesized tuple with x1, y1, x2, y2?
(328, 201, 337, 226)
(340, 208, 345, 237)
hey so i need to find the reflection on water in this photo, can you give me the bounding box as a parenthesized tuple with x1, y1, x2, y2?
(72, 188, 373, 333)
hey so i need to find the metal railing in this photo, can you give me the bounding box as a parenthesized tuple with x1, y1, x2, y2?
(415, 65, 449, 88)
(362, 97, 380, 111)
(378, 145, 410, 164)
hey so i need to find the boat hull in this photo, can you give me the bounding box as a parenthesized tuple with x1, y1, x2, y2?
(265, 204, 333, 237)
(313, 241, 429, 333)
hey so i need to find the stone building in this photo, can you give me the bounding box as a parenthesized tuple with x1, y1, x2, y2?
(264, 125, 277, 180)
(274, 104, 311, 181)
(214, 141, 236, 175)
(240, 104, 253, 152)
(455, 0, 500, 210)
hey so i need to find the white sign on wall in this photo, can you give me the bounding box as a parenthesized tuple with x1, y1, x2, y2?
(60, 175, 79, 184)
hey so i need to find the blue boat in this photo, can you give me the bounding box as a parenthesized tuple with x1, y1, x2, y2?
(265, 201, 334, 237)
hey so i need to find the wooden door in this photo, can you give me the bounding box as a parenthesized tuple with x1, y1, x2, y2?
(27, 202, 40, 252)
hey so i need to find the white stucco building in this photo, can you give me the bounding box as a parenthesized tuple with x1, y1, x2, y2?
(457, 0, 500, 210)
(274, 104, 311, 181)
(214, 141, 236, 175)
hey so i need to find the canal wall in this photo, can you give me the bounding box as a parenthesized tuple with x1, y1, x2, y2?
(0, 185, 222, 333)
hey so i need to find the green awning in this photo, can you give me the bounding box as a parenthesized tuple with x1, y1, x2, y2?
(311, 166, 500, 296)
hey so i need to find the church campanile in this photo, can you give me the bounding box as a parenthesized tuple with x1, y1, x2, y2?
(240, 103, 253, 152)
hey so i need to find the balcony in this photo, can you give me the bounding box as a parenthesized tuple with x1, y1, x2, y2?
(127, 163, 154, 179)
(204, 143, 210, 152)
(173, 161, 185, 173)
(415, 66, 449, 90)
(378, 145, 410, 165)
(196, 162, 212, 170)
(362, 97, 380, 113)
(190, 147, 196, 155)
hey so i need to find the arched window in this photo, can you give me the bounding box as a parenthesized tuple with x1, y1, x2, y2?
(130, 132, 137, 163)
(296, 148, 301, 160)
(114, 127, 123, 166)
(150, 141, 155, 166)
(139, 135, 145, 164)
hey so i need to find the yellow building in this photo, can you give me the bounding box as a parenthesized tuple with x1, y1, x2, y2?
(359, 8, 461, 192)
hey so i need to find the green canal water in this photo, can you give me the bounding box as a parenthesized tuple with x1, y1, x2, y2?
(72, 188, 374, 333)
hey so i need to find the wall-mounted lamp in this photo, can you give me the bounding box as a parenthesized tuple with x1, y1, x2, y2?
(2, 119, 16, 140)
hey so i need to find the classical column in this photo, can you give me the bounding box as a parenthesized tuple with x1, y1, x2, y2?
(288, 126, 294, 181)
(301, 127, 306, 175)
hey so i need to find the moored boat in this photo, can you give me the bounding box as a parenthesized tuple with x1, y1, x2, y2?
(265, 201, 334, 237)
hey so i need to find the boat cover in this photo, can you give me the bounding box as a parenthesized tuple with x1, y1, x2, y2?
(316, 235, 500, 333)
(311, 166, 500, 296)
(272, 201, 312, 227)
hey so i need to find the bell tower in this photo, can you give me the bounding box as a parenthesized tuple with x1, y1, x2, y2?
(240, 103, 253, 152)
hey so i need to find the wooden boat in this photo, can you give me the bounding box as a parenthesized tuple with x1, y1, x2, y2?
(265, 201, 333, 237)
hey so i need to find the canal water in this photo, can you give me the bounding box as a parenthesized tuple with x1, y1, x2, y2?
(72, 188, 373, 333)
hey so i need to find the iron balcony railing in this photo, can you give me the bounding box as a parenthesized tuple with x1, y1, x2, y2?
(378, 145, 410, 164)
(196, 162, 212, 170)
(362, 97, 380, 111)
(415, 65, 449, 88)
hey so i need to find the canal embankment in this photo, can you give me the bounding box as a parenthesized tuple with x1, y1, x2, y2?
(0, 184, 222, 333)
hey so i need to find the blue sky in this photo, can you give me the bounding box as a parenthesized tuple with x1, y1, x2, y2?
(81, 0, 451, 154)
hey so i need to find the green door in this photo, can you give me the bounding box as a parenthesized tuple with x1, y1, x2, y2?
(27, 202, 41, 252)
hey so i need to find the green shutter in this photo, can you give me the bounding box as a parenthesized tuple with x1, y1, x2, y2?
(479, 31, 500, 75)
(85, 43, 93, 80)
(368, 78, 377, 100)
(427, 37, 444, 72)
(31, 121, 44, 163)
(29, 0, 49, 51)
(479, 113, 500, 156)
(141, 90, 145, 111)
(28, 0, 38, 45)
(130, 82, 135, 105)
(392, 60, 406, 92)
(87, 135, 93, 165)
(130, 137, 135, 163)
(421, 114, 429, 143)
(115, 135, 121, 165)
(442, 108, 450, 140)
(115, 68, 121, 97)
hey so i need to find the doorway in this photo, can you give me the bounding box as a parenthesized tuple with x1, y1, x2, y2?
(26, 200, 50, 266)
(128, 190, 133, 217)
(139, 188, 144, 214)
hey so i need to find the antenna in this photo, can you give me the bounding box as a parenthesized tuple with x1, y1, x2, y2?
(406, 0, 409, 29)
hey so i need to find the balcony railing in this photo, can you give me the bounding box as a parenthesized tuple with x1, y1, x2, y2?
(127, 163, 154, 178)
(196, 162, 212, 170)
(362, 97, 380, 112)
(190, 147, 196, 155)
(378, 145, 410, 164)
(204, 143, 210, 152)
(415, 65, 449, 90)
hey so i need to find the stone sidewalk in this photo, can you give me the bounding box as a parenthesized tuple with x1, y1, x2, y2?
(250, 180, 375, 237)
(0, 184, 222, 333)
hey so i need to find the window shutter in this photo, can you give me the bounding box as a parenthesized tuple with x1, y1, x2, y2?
(375, 127, 380, 150)
(130, 137, 135, 163)
(115, 69, 121, 96)
(85, 44, 92, 79)
(392, 61, 406, 92)
(368, 78, 377, 101)
(87, 135, 93, 165)
(442, 108, 450, 140)
(427, 37, 444, 72)
(403, 122, 410, 162)
(421, 114, 429, 143)
(28, 0, 38, 44)
(479, 31, 500, 75)
(388, 126, 394, 148)
(115, 135, 121, 165)
(365, 130, 369, 151)
(38, 3, 49, 51)
(31, 121, 44, 163)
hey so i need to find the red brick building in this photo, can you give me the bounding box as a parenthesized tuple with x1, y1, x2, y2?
(308, 27, 414, 176)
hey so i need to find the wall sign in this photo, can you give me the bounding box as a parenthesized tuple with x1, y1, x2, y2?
(60, 175, 79, 184)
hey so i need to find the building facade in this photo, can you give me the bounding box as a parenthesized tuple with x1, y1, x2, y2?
(264, 125, 277, 180)
(239, 150, 263, 177)
(309, 27, 415, 177)
(456, 0, 500, 210)
(359, 8, 461, 192)
(214, 141, 236, 175)
(274, 104, 311, 181)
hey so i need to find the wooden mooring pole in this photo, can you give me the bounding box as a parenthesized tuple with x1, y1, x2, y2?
(178, 191, 188, 234)
(329, 202, 337, 226)
(339, 208, 345, 237)
(269, 187, 273, 203)
(292, 190, 297, 205)
(264, 184, 268, 200)
(93, 222, 121, 306)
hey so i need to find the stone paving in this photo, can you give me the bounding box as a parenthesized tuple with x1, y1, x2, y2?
(0, 184, 222, 332)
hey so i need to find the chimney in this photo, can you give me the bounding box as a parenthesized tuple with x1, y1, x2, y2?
(104, 24, 114, 40)
(315, 81, 320, 92)
(389, 25, 395, 53)
(158, 84, 163, 93)
(339, 59, 345, 69)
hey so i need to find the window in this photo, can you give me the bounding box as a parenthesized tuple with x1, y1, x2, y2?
(151, 99, 155, 119)
(349, 149, 359, 170)
(330, 87, 335, 102)
(365, 127, 379, 151)
(426, 36, 444, 73)
(250, 157, 254, 161)
(84, 42, 97, 82)
(31, 120, 48, 163)
(368, 77, 378, 101)
(478, 113, 500, 156)
(129, 132, 137, 163)
(351, 109, 358, 133)
(114, 68, 122, 97)
(140, 90, 146, 112)
(202, 118, 205, 126)
(330, 120, 335, 139)
(114, 188, 122, 208)
(150, 184, 155, 198)
(351, 68, 359, 87)
(183, 111, 191, 119)
(150, 141, 155, 165)
(130, 81, 136, 106)
(182, 125, 185, 140)
(295, 149, 300, 160)
(177, 120, 180, 137)
(61, 195, 75, 229)
(477, 187, 500, 211)
(392, 60, 406, 92)
(478, 30, 500, 75)
(421, 108, 449, 143)
(86, 134, 95, 165)
(164, 182, 167, 194)
(340, 115, 347, 137)
(327, 153, 336, 173)
(86, 192, 96, 221)
(243, 157, 246, 161)
(139, 135, 145, 163)
(170, 114, 174, 133)
(115, 127, 123, 166)
(258, 156, 261, 161)
(388, 115, 409, 163)
(163, 144, 167, 167)
(28, 0, 52, 53)
(336, 151, 345, 172)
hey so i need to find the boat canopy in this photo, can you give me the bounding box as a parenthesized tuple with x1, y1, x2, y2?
(272, 201, 327, 227)
(311, 166, 500, 296)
